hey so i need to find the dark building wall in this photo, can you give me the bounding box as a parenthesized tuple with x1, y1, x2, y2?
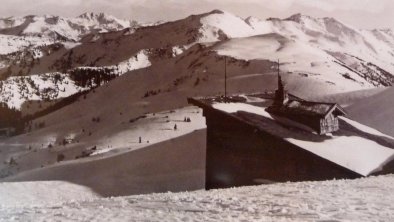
(203, 108, 360, 189)
(0, 128, 15, 137)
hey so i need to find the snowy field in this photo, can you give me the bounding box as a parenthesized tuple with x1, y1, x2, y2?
(1, 175, 394, 221)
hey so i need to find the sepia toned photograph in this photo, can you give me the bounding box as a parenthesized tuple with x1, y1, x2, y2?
(0, 0, 394, 221)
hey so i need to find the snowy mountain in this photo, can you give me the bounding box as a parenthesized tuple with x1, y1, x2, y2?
(245, 13, 394, 86)
(0, 13, 139, 41)
(0, 10, 393, 115)
(37, 10, 394, 90)
(1, 10, 394, 219)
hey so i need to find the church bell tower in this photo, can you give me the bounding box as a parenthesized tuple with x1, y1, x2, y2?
(273, 60, 288, 106)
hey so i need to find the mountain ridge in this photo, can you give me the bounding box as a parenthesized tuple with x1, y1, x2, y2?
(0, 13, 139, 41)
(0, 9, 393, 115)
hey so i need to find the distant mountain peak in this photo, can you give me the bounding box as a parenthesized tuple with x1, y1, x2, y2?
(372, 28, 393, 33)
(322, 16, 343, 26)
(78, 12, 108, 19)
(284, 13, 317, 23)
(244, 16, 261, 25)
(191, 9, 226, 19)
(207, 9, 224, 15)
(0, 13, 138, 41)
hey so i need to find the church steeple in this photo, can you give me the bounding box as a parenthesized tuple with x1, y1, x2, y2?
(273, 60, 288, 106)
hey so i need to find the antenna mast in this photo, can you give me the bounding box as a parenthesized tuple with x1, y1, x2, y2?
(224, 57, 227, 98)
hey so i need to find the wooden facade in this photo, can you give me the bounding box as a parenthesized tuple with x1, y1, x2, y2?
(320, 113, 339, 134)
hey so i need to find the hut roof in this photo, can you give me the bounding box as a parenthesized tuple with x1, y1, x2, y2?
(269, 93, 347, 118)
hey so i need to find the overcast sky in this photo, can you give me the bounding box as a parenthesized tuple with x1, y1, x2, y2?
(1, 0, 393, 30)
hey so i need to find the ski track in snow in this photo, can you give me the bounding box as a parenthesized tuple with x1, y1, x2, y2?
(1, 175, 394, 221)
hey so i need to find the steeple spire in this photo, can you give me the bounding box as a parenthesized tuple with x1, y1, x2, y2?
(274, 59, 288, 106)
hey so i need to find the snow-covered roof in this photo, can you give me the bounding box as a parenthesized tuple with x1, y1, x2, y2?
(273, 99, 347, 118)
(189, 96, 394, 176)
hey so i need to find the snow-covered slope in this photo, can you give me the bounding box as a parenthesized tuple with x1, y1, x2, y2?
(31, 10, 394, 95)
(0, 34, 53, 55)
(0, 49, 151, 110)
(213, 34, 381, 93)
(0, 13, 138, 41)
(1, 174, 394, 221)
(247, 14, 394, 80)
(347, 87, 394, 137)
(197, 10, 256, 42)
(0, 72, 88, 110)
(1, 10, 393, 124)
(0, 107, 206, 196)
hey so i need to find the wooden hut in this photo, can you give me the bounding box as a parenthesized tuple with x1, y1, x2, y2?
(266, 75, 346, 135)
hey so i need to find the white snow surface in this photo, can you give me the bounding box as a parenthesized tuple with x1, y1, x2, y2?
(0, 34, 52, 55)
(1, 174, 394, 221)
(340, 116, 394, 139)
(117, 50, 151, 74)
(198, 11, 255, 42)
(213, 102, 273, 119)
(0, 181, 99, 208)
(212, 102, 394, 176)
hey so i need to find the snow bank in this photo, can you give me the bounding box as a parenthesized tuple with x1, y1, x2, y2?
(213, 102, 273, 119)
(286, 135, 394, 176)
(2, 174, 394, 221)
(0, 181, 99, 208)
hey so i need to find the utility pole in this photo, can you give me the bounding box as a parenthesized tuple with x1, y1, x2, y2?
(224, 56, 227, 98)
